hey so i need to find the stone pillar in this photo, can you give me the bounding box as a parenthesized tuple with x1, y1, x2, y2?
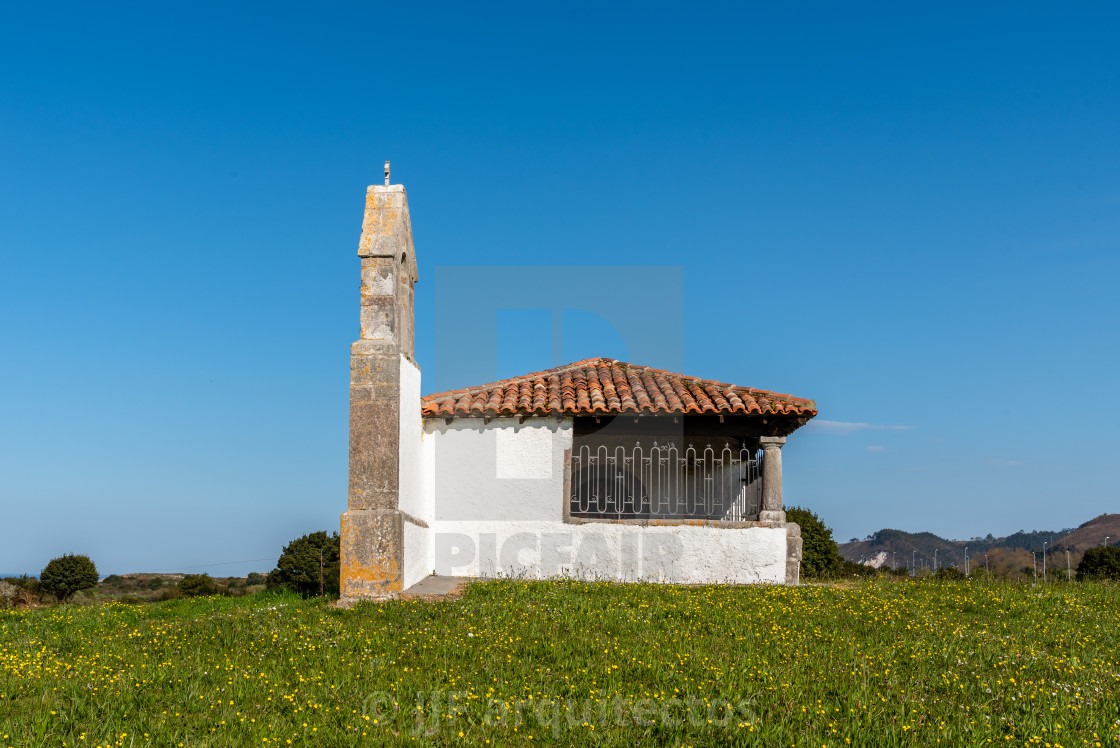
(758, 436, 786, 524)
(340, 178, 419, 602)
(785, 521, 803, 585)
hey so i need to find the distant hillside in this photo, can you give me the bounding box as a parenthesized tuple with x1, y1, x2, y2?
(1055, 514, 1120, 551)
(836, 517, 1115, 571)
(840, 530, 964, 570)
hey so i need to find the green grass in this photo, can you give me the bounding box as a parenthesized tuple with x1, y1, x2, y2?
(2, 579, 1119, 746)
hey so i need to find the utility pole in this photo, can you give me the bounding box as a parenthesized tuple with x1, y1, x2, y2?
(912, 550, 916, 576)
(1032, 552, 1037, 585)
(934, 548, 939, 571)
(1042, 541, 1047, 583)
(985, 554, 989, 573)
(1067, 549, 1071, 582)
(319, 549, 324, 597)
(965, 546, 969, 576)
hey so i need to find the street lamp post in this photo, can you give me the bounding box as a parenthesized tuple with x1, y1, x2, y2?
(934, 548, 939, 572)
(965, 546, 969, 576)
(1042, 541, 1048, 583)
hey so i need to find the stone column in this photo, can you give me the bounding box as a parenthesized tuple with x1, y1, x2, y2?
(758, 436, 786, 524)
(785, 521, 803, 585)
(340, 178, 419, 602)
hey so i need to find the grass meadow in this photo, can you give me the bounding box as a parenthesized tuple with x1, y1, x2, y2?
(2, 579, 1118, 747)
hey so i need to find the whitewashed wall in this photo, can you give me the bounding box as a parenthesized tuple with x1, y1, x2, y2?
(419, 416, 787, 585)
(426, 417, 572, 522)
(398, 358, 430, 590)
(428, 520, 786, 584)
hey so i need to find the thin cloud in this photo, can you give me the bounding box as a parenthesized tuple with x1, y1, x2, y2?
(806, 420, 915, 435)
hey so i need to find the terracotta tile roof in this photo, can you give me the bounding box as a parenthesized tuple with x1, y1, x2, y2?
(421, 359, 817, 419)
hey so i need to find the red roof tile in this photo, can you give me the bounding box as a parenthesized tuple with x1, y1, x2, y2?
(421, 359, 817, 419)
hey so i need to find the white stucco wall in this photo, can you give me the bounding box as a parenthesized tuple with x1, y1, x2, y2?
(402, 521, 431, 589)
(429, 520, 786, 584)
(426, 417, 572, 522)
(419, 416, 787, 585)
(399, 358, 431, 589)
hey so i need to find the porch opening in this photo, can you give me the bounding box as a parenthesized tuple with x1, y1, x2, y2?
(568, 437, 763, 521)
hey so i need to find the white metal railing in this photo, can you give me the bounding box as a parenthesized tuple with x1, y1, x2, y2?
(569, 441, 762, 521)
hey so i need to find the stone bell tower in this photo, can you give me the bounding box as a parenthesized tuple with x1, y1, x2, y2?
(340, 162, 421, 600)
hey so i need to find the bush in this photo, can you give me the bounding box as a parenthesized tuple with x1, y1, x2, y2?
(269, 531, 340, 597)
(932, 567, 966, 581)
(967, 567, 994, 582)
(102, 574, 125, 586)
(786, 506, 843, 579)
(2, 575, 39, 594)
(0, 581, 16, 608)
(246, 572, 266, 586)
(142, 577, 164, 590)
(1, 577, 41, 607)
(178, 574, 220, 597)
(40, 555, 99, 602)
(840, 559, 877, 578)
(1076, 546, 1120, 582)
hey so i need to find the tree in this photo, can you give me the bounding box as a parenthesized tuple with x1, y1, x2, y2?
(178, 574, 219, 597)
(40, 554, 99, 602)
(1075, 546, 1120, 582)
(245, 572, 266, 586)
(269, 531, 340, 596)
(786, 506, 843, 579)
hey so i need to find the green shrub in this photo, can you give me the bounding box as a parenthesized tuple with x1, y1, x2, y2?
(246, 572, 266, 586)
(786, 507, 843, 579)
(40, 555, 99, 602)
(840, 559, 877, 578)
(2, 576, 39, 594)
(1, 577, 41, 607)
(117, 595, 148, 605)
(142, 577, 164, 590)
(102, 574, 125, 586)
(932, 567, 967, 581)
(178, 574, 220, 597)
(1076, 546, 1120, 582)
(968, 567, 994, 582)
(269, 531, 340, 597)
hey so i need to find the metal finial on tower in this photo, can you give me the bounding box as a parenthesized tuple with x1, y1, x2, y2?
(384, 161, 390, 186)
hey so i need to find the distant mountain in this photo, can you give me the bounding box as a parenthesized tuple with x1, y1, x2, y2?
(837, 515, 1119, 571)
(840, 530, 966, 570)
(1054, 514, 1120, 551)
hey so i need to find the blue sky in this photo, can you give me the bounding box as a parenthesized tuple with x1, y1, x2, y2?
(2, 2, 1118, 576)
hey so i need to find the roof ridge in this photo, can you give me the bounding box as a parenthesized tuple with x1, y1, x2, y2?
(420, 359, 817, 419)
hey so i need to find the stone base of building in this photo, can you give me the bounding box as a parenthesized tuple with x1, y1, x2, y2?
(332, 593, 399, 609)
(339, 508, 405, 599)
